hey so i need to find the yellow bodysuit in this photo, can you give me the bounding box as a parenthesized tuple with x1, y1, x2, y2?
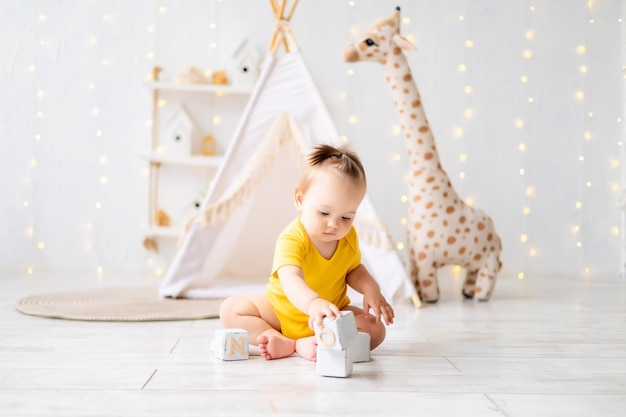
(265, 216, 361, 340)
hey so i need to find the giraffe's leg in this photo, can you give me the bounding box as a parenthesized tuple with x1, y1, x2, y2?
(474, 253, 501, 301)
(415, 260, 439, 303)
(408, 247, 420, 291)
(462, 269, 477, 299)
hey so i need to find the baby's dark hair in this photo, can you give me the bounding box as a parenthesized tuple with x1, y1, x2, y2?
(299, 144, 367, 190)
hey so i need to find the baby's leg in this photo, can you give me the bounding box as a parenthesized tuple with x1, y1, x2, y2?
(294, 336, 317, 361)
(220, 293, 298, 360)
(343, 306, 387, 350)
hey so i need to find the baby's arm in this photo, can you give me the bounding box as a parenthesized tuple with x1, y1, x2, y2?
(276, 265, 342, 328)
(346, 264, 395, 325)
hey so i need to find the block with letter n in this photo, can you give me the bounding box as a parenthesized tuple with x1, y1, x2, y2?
(213, 328, 249, 361)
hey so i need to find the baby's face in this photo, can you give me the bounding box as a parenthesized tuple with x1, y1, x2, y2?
(296, 170, 366, 245)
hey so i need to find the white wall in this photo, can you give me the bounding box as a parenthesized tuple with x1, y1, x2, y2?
(1, 0, 624, 281)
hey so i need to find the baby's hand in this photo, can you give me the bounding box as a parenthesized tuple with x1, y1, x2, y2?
(362, 293, 395, 325)
(307, 298, 341, 329)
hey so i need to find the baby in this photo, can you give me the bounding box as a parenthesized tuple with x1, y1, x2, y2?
(219, 144, 394, 361)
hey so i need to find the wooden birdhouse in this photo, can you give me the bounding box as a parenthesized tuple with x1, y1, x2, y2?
(163, 105, 194, 156)
(179, 190, 206, 224)
(201, 134, 217, 156)
(232, 38, 262, 87)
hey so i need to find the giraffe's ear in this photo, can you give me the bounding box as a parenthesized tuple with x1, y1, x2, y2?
(393, 34, 416, 51)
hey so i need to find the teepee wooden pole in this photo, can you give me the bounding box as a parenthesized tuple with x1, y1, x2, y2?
(285, 0, 298, 21)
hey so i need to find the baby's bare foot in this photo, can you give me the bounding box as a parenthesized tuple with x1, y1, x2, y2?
(295, 336, 318, 361)
(256, 333, 296, 360)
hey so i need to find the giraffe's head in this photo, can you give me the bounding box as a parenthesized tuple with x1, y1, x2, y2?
(343, 6, 415, 65)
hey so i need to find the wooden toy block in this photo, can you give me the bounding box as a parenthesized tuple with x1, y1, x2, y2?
(213, 328, 249, 361)
(349, 332, 371, 363)
(316, 347, 353, 378)
(313, 310, 358, 351)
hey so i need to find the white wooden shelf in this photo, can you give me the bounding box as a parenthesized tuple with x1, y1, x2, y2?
(145, 81, 253, 95)
(145, 226, 184, 239)
(144, 67, 253, 246)
(144, 153, 224, 167)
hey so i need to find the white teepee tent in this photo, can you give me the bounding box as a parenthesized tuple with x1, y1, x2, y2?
(158, 0, 415, 304)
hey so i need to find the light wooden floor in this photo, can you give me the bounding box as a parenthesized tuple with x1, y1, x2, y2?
(1, 269, 625, 417)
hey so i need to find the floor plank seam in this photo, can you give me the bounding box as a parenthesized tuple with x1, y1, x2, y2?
(141, 369, 158, 390)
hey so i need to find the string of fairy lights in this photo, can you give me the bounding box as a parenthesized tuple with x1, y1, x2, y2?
(17, 0, 624, 279)
(518, 2, 535, 280)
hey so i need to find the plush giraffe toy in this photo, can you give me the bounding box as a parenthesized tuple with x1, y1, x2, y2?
(343, 7, 502, 302)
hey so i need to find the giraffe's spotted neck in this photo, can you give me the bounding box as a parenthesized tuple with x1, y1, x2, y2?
(383, 54, 441, 171)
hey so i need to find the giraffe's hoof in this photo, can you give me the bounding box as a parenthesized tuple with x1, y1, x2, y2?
(477, 298, 490, 302)
(462, 292, 474, 299)
(423, 298, 439, 304)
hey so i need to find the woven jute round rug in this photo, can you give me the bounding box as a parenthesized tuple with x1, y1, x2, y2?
(15, 286, 223, 322)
